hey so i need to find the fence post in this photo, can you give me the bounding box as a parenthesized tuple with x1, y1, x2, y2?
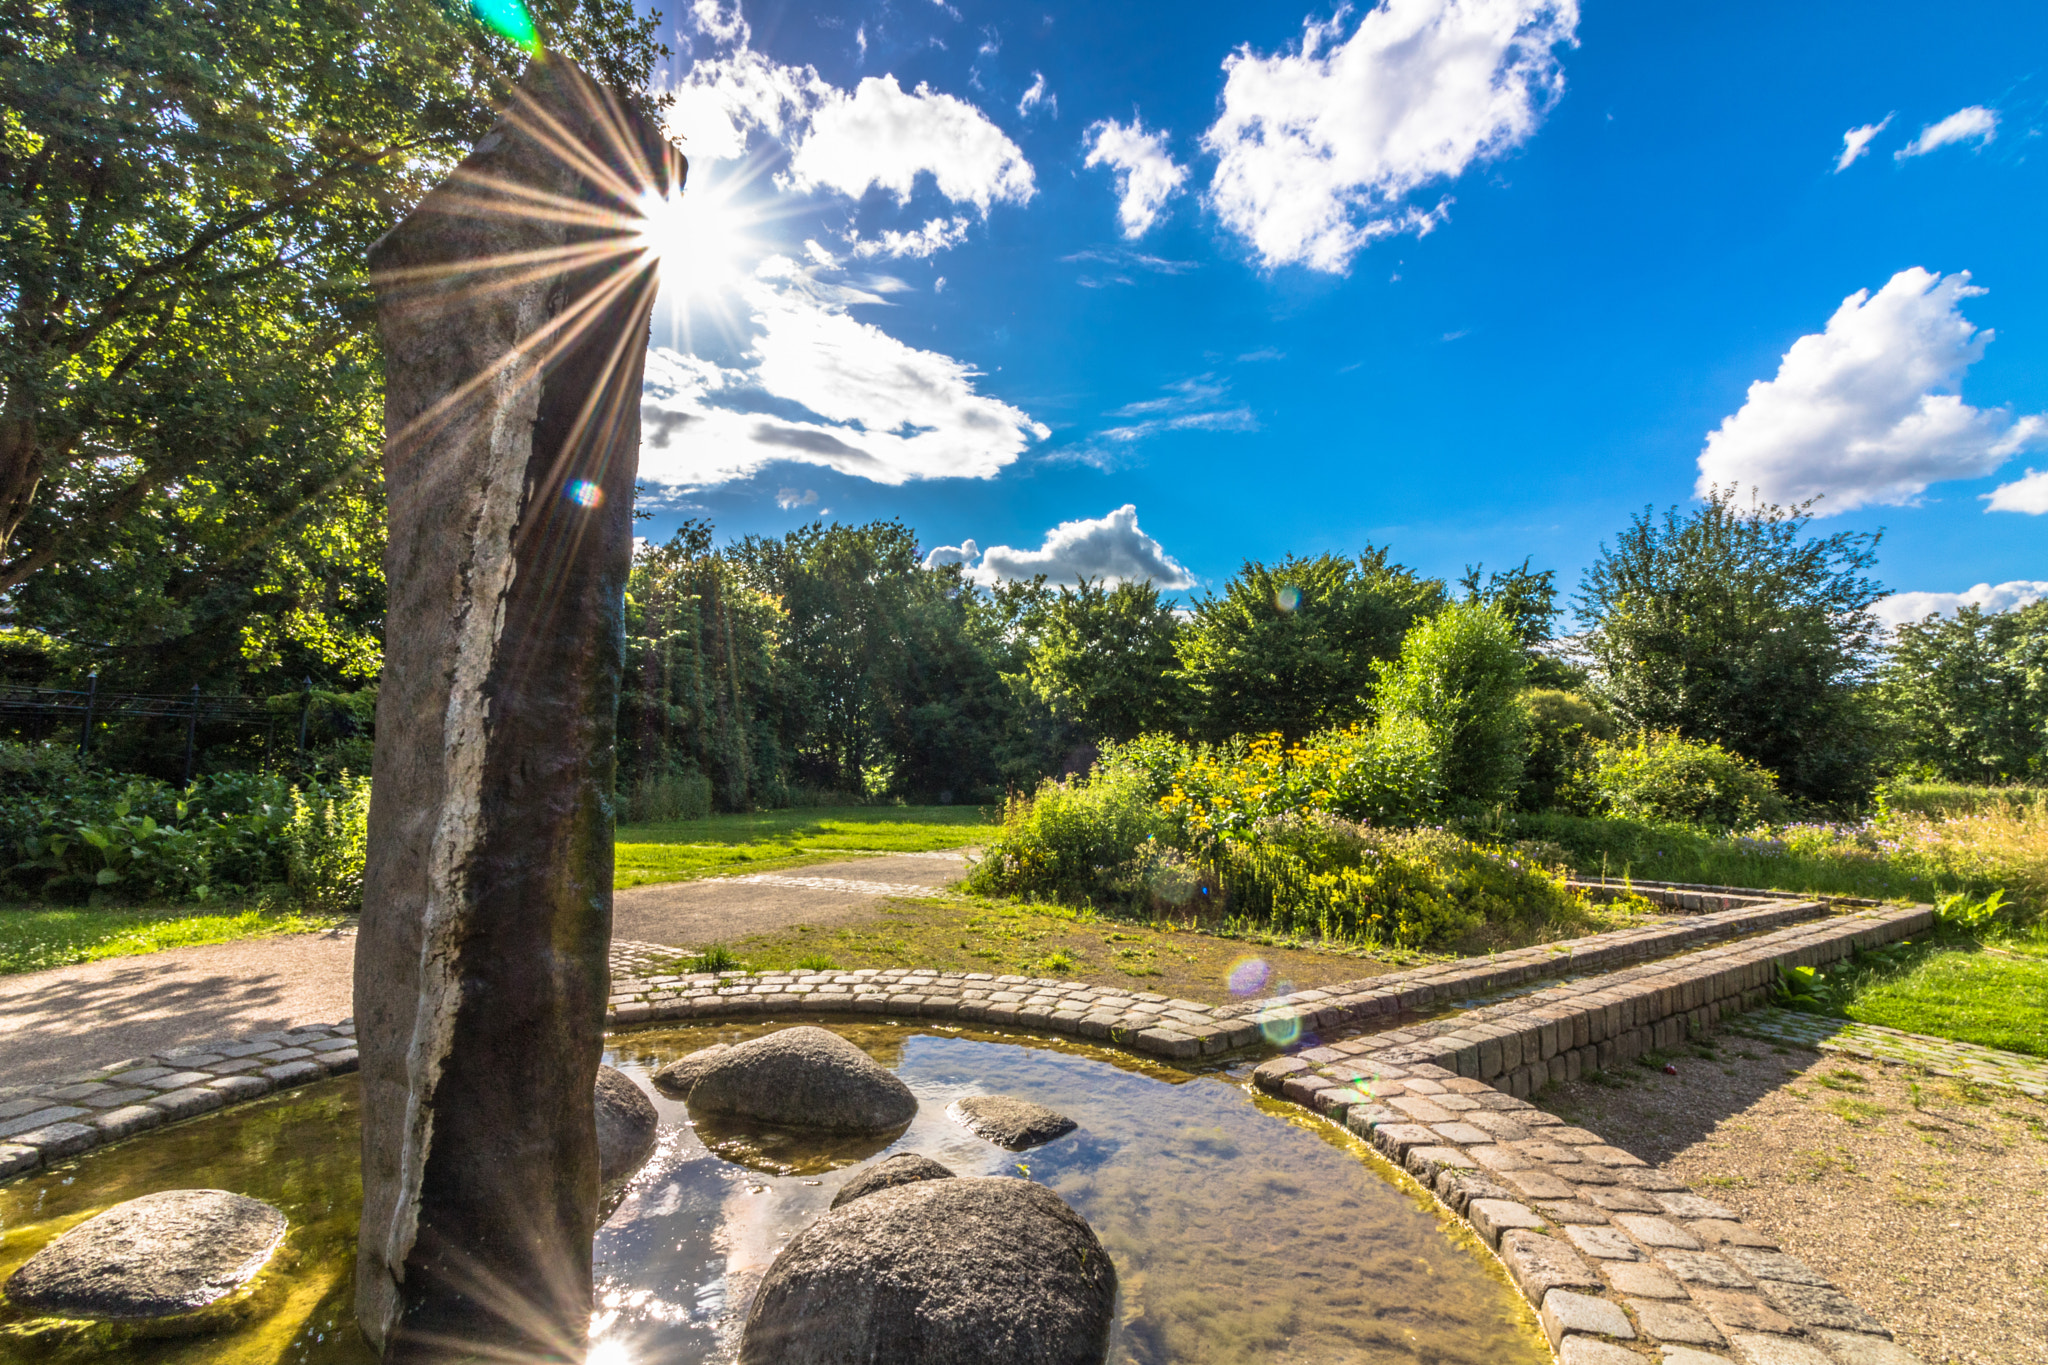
(297, 676, 315, 754)
(182, 683, 201, 786)
(78, 672, 99, 756)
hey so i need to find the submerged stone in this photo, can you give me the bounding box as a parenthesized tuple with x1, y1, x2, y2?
(656, 1027, 916, 1132)
(595, 1066, 659, 1188)
(738, 1176, 1116, 1365)
(948, 1095, 1078, 1150)
(4, 1189, 286, 1322)
(830, 1153, 955, 1209)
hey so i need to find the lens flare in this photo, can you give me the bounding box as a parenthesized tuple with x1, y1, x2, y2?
(470, 0, 538, 49)
(1256, 999, 1302, 1048)
(1274, 585, 1301, 613)
(567, 479, 603, 508)
(1226, 956, 1270, 997)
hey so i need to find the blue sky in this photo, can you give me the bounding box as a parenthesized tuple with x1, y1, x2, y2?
(627, 0, 2047, 624)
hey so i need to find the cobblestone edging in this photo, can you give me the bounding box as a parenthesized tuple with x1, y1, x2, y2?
(1252, 1054, 1921, 1364)
(0, 1023, 359, 1180)
(1730, 1008, 2048, 1097)
(1304, 906, 1933, 1098)
(1567, 879, 1826, 914)
(605, 896, 1849, 1055)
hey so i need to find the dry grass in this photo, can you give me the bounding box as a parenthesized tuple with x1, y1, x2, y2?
(1538, 1029, 2048, 1365)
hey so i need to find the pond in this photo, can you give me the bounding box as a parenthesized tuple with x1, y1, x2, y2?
(0, 1021, 1550, 1365)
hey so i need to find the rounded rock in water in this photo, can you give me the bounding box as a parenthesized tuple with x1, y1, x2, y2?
(830, 1152, 955, 1209)
(739, 1176, 1116, 1365)
(4, 1189, 286, 1325)
(948, 1094, 1077, 1151)
(595, 1065, 660, 1187)
(653, 1026, 916, 1132)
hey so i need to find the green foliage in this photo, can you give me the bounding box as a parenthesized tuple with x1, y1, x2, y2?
(963, 766, 1174, 910)
(1878, 601, 2048, 783)
(1372, 602, 1530, 810)
(1577, 488, 1886, 804)
(1520, 689, 1616, 812)
(1023, 578, 1186, 743)
(283, 775, 370, 915)
(1174, 548, 1445, 742)
(0, 0, 665, 703)
(1, 766, 365, 906)
(1589, 730, 1788, 829)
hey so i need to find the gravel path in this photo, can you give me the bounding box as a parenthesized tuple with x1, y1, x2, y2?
(0, 852, 970, 1086)
(1537, 1023, 2048, 1365)
(0, 928, 360, 1085)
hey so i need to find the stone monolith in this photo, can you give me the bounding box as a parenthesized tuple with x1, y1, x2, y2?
(354, 54, 682, 1362)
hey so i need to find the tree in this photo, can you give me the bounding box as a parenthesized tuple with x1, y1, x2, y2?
(1878, 602, 2048, 782)
(0, 0, 663, 689)
(1374, 601, 1530, 810)
(1576, 489, 1886, 805)
(1024, 578, 1186, 744)
(1175, 547, 1445, 742)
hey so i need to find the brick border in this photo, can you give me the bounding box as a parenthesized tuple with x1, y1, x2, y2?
(1251, 905, 1935, 1363)
(0, 1024, 358, 1180)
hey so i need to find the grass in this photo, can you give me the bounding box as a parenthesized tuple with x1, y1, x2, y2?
(0, 901, 349, 975)
(1838, 930, 2048, 1057)
(613, 805, 995, 889)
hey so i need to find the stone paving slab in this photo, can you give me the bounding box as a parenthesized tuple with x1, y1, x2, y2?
(1728, 1008, 2047, 1097)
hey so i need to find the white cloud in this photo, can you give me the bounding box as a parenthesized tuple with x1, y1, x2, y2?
(787, 75, 1036, 213)
(1872, 580, 2048, 628)
(776, 487, 819, 509)
(1985, 467, 2048, 514)
(1018, 72, 1055, 118)
(1897, 105, 1998, 159)
(847, 215, 972, 259)
(1696, 268, 2048, 513)
(1834, 114, 1892, 172)
(1201, 0, 1579, 272)
(924, 506, 1197, 589)
(1084, 118, 1189, 238)
(660, 45, 835, 163)
(638, 256, 1048, 491)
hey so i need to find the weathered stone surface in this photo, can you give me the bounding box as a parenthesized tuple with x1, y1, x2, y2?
(1726, 1334, 1834, 1365)
(1539, 1289, 1634, 1347)
(1468, 1198, 1545, 1247)
(1599, 1260, 1684, 1299)
(948, 1095, 1077, 1150)
(737, 1177, 1116, 1365)
(830, 1153, 955, 1209)
(1756, 1280, 1889, 1334)
(667, 1028, 916, 1132)
(4, 1190, 285, 1320)
(1498, 1229, 1601, 1302)
(1563, 1225, 1642, 1261)
(1811, 1329, 1922, 1364)
(353, 52, 683, 1362)
(1629, 1297, 1725, 1346)
(650, 1043, 729, 1096)
(594, 1066, 658, 1187)
(1556, 1339, 1640, 1365)
(1721, 1247, 1830, 1286)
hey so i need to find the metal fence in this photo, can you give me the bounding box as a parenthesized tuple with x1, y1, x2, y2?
(0, 676, 323, 782)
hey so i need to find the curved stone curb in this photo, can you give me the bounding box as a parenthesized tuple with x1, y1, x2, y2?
(1729, 1009, 2047, 1097)
(604, 896, 1862, 1057)
(0, 1024, 357, 1180)
(1252, 1060, 1923, 1364)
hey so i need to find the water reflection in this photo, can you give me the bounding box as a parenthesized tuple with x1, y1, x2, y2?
(0, 1022, 1548, 1365)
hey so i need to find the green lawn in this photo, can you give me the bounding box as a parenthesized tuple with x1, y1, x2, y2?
(613, 805, 995, 889)
(0, 903, 349, 975)
(1838, 931, 2048, 1058)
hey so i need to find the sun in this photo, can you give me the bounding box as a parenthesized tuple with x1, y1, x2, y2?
(632, 181, 750, 297)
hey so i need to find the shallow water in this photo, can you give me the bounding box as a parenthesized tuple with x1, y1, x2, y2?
(0, 1022, 1549, 1365)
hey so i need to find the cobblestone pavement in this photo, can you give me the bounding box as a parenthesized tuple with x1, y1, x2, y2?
(1730, 1008, 2048, 1097)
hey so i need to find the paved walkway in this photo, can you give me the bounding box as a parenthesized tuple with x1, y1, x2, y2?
(1731, 1007, 2048, 1096)
(0, 851, 972, 1087)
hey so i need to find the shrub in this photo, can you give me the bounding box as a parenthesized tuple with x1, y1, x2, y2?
(285, 776, 371, 915)
(1520, 689, 1616, 812)
(1590, 730, 1787, 829)
(621, 767, 714, 823)
(963, 765, 1172, 910)
(1373, 602, 1530, 810)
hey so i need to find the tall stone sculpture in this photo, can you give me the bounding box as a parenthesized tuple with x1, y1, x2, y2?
(355, 55, 682, 1362)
